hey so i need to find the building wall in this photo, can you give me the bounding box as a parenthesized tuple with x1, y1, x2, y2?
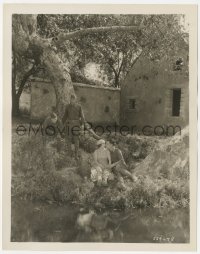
(30, 80, 120, 125)
(120, 50, 189, 131)
(73, 83, 120, 125)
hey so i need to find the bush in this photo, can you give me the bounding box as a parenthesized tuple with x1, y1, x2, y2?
(102, 132, 158, 164)
(12, 133, 80, 202)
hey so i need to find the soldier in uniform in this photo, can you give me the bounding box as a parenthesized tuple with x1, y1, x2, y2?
(62, 94, 85, 160)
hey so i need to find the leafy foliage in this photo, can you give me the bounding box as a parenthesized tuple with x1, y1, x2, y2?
(36, 14, 188, 87)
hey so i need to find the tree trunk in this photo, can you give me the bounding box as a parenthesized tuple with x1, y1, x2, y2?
(12, 53, 19, 116)
(12, 94, 20, 116)
(114, 73, 120, 88)
(40, 45, 74, 117)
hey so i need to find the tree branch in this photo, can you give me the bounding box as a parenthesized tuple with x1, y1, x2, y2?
(55, 25, 140, 44)
(118, 57, 124, 77)
(108, 62, 117, 76)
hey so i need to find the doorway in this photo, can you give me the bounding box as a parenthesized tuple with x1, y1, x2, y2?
(172, 88, 181, 116)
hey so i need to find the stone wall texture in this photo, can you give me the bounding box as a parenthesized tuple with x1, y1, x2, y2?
(30, 80, 120, 125)
(120, 48, 189, 130)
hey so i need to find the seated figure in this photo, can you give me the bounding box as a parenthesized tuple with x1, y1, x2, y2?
(90, 139, 115, 186)
(106, 139, 135, 189)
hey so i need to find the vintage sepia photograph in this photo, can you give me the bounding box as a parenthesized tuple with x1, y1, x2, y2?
(2, 3, 198, 252)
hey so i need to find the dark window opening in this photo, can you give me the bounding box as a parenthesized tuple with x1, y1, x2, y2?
(80, 96, 86, 103)
(173, 57, 184, 71)
(43, 88, 49, 94)
(128, 99, 136, 110)
(104, 106, 109, 113)
(172, 89, 181, 116)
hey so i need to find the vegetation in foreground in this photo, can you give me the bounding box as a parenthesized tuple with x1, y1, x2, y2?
(12, 127, 189, 211)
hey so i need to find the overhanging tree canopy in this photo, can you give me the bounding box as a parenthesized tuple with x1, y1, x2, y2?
(12, 14, 188, 116)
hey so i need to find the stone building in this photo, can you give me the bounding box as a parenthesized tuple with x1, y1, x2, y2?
(120, 46, 189, 132)
(30, 45, 189, 132)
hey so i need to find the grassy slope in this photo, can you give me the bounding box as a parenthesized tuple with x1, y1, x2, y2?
(12, 119, 189, 210)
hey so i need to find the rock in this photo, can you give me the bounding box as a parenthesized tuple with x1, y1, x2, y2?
(133, 126, 189, 180)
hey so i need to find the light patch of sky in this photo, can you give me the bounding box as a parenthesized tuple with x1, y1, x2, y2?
(180, 14, 189, 32)
(84, 62, 109, 85)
